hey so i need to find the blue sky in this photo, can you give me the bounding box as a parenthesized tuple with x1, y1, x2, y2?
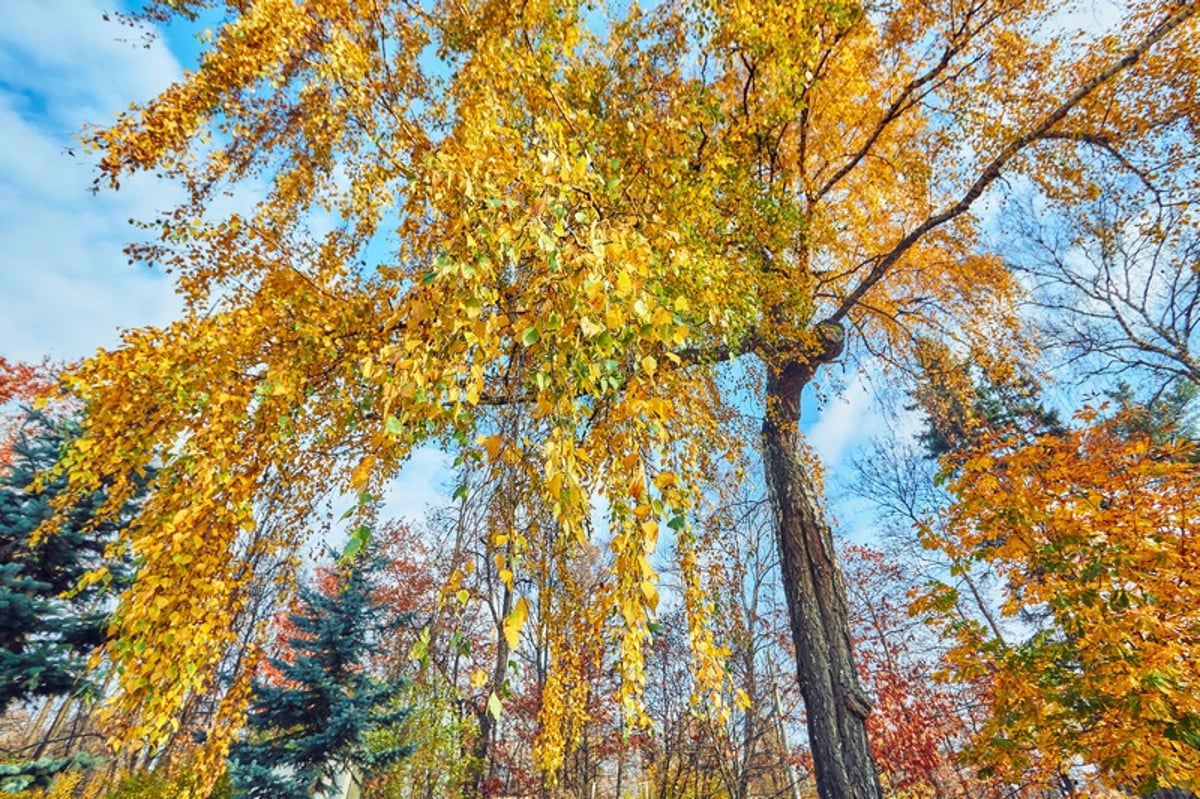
(0, 0, 886, 528)
(0, 1, 188, 364)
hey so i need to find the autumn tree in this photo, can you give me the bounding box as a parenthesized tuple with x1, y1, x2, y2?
(0, 358, 58, 467)
(639, 606, 729, 799)
(854, 342, 1200, 794)
(914, 409, 1200, 794)
(63, 1, 1200, 796)
(370, 518, 492, 799)
(663, 447, 809, 799)
(840, 543, 998, 798)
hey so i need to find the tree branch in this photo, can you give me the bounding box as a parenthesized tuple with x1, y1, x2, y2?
(828, 1, 1199, 327)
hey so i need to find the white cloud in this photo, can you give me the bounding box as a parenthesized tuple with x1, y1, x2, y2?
(0, 0, 184, 363)
(379, 448, 455, 524)
(807, 373, 878, 468)
(0, 0, 180, 125)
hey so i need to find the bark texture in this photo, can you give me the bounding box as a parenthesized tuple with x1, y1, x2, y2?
(761, 323, 882, 799)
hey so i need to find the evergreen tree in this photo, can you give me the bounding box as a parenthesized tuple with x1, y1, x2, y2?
(909, 338, 1064, 460)
(228, 544, 410, 799)
(1105, 379, 1199, 448)
(0, 410, 140, 789)
(0, 410, 138, 707)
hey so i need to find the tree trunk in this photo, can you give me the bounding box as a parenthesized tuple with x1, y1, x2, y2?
(768, 657, 805, 799)
(468, 571, 513, 798)
(760, 338, 882, 799)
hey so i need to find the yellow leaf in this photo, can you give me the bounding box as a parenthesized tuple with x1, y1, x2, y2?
(640, 579, 659, 608)
(503, 596, 530, 651)
(487, 692, 503, 721)
(579, 316, 605, 338)
(350, 455, 375, 490)
(481, 434, 502, 461)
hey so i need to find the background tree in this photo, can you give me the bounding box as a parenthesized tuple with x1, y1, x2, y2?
(1003, 38, 1200, 397)
(913, 409, 1200, 794)
(0, 358, 58, 467)
(677, 456, 809, 799)
(228, 545, 411, 799)
(840, 542, 998, 799)
(370, 519, 492, 799)
(62, 1, 1200, 797)
(0, 411, 141, 791)
(849, 329, 1200, 795)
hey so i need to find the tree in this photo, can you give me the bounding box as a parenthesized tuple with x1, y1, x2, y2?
(914, 409, 1200, 794)
(370, 518, 496, 799)
(0, 359, 55, 411)
(0, 411, 139, 790)
(0, 358, 58, 467)
(228, 546, 410, 799)
(67, 1, 1199, 796)
(840, 543, 996, 799)
(653, 445, 809, 799)
(1004, 95, 1200, 396)
(1, 415, 107, 710)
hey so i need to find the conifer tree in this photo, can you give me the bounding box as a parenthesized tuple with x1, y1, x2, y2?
(0, 411, 138, 788)
(0, 411, 141, 708)
(228, 544, 410, 799)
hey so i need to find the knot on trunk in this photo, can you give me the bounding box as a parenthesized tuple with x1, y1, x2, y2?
(812, 319, 846, 365)
(844, 687, 873, 720)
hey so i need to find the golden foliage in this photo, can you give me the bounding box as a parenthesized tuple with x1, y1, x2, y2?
(916, 411, 1200, 792)
(60, 0, 1198, 783)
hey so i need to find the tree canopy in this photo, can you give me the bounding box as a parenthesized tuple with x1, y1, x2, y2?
(51, 0, 1200, 795)
(915, 408, 1200, 792)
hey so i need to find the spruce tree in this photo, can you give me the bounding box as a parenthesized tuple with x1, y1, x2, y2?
(228, 544, 410, 799)
(0, 410, 139, 708)
(0, 410, 139, 789)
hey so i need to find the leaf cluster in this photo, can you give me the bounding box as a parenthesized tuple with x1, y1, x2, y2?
(916, 410, 1200, 792)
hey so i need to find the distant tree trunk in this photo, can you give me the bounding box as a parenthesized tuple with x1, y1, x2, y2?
(768, 658, 804, 799)
(470, 573, 512, 799)
(760, 325, 882, 799)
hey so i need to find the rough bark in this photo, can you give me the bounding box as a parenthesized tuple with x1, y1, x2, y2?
(760, 323, 882, 799)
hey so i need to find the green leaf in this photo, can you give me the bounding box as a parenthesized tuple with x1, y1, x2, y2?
(342, 525, 371, 560)
(521, 326, 540, 346)
(385, 415, 403, 435)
